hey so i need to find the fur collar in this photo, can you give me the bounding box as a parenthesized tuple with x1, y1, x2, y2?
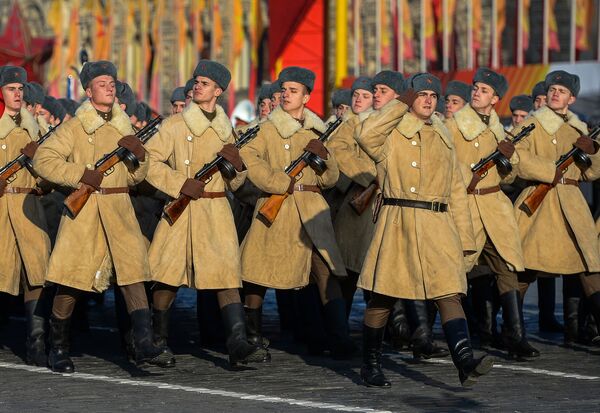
(357, 107, 374, 122)
(0, 107, 39, 140)
(453, 104, 505, 142)
(532, 105, 588, 136)
(396, 111, 453, 149)
(75, 99, 134, 136)
(182, 103, 232, 141)
(268, 106, 326, 139)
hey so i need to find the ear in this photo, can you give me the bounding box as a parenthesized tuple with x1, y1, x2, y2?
(85, 87, 93, 99)
(302, 93, 310, 105)
(491, 95, 500, 106)
(215, 87, 223, 98)
(568, 95, 576, 106)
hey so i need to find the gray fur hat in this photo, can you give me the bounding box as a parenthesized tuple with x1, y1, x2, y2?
(544, 70, 580, 97)
(473, 67, 508, 98)
(42, 96, 66, 122)
(257, 84, 272, 102)
(269, 79, 282, 97)
(445, 80, 471, 103)
(24, 82, 45, 105)
(170, 87, 186, 104)
(0, 65, 27, 87)
(278, 66, 316, 92)
(184, 78, 195, 96)
(57, 98, 77, 117)
(79, 60, 117, 89)
(405, 73, 442, 97)
(192, 60, 231, 90)
(116, 81, 137, 116)
(351, 76, 374, 95)
(531, 81, 547, 99)
(331, 89, 352, 107)
(372, 70, 404, 94)
(134, 101, 152, 122)
(509, 94, 533, 113)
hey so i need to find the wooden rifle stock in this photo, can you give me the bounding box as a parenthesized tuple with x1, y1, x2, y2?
(349, 182, 378, 215)
(0, 126, 55, 184)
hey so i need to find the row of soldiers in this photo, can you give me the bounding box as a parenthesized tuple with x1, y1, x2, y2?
(1, 57, 599, 389)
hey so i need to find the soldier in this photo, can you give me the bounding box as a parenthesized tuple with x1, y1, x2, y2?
(507, 95, 533, 133)
(116, 81, 138, 123)
(445, 68, 539, 360)
(531, 81, 547, 110)
(331, 89, 352, 120)
(256, 83, 272, 121)
(239, 66, 355, 359)
(513, 70, 600, 347)
(145, 60, 269, 367)
(23, 82, 45, 117)
(170, 87, 186, 115)
(444, 80, 471, 119)
(269, 80, 282, 111)
(0, 66, 51, 367)
(184, 78, 195, 106)
(33, 60, 170, 372)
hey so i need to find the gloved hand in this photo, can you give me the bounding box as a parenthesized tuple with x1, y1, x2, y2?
(118, 135, 146, 161)
(497, 139, 515, 159)
(217, 143, 244, 172)
(180, 178, 206, 200)
(304, 139, 328, 160)
(20, 141, 40, 159)
(574, 135, 598, 155)
(80, 169, 104, 190)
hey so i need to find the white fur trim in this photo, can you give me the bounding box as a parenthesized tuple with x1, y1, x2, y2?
(532, 106, 588, 136)
(453, 104, 505, 142)
(75, 99, 134, 136)
(267, 106, 326, 139)
(182, 103, 232, 141)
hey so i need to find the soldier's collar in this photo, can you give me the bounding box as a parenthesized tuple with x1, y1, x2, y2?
(453, 104, 505, 142)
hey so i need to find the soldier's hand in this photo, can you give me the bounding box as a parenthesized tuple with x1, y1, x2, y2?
(0, 178, 7, 197)
(118, 135, 146, 161)
(20, 141, 40, 159)
(180, 178, 206, 200)
(574, 135, 598, 155)
(497, 139, 515, 159)
(551, 169, 563, 186)
(80, 169, 104, 190)
(398, 88, 418, 108)
(287, 177, 295, 194)
(217, 143, 244, 172)
(304, 139, 328, 160)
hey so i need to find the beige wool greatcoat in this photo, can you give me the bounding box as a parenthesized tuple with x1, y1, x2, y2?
(0, 108, 50, 295)
(513, 106, 600, 274)
(239, 106, 347, 289)
(33, 100, 150, 292)
(145, 104, 246, 289)
(328, 109, 377, 273)
(356, 101, 476, 300)
(445, 105, 525, 272)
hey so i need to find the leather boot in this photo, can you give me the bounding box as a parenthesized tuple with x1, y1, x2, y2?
(130, 309, 173, 367)
(244, 306, 270, 348)
(386, 300, 411, 350)
(48, 316, 74, 373)
(581, 298, 600, 346)
(500, 290, 540, 359)
(324, 298, 356, 359)
(442, 318, 495, 387)
(405, 300, 448, 359)
(221, 303, 270, 367)
(360, 325, 391, 388)
(538, 277, 563, 333)
(586, 292, 600, 347)
(24, 300, 47, 367)
(469, 276, 497, 348)
(152, 309, 176, 367)
(563, 295, 581, 347)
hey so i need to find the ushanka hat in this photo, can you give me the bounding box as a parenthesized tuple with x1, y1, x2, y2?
(184, 78, 195, 97)
(531, 81, 547, 99)
(544, 70, 580, 97)
(116, 81, 137, 116)
(192, 60, 231, 90)
(170, 86, 186, 104)
(331, 89, 352, 107)
(24, 82, 45, 105)
(509, 94, 533, 113)
(79, 60, 117, 89)
(372, 70, 404, 94)
(445, 80, 471, 103)
(473, 67, 508, 98)
(278, 66, 316, 93)
(0, 65, 27, 87)
(257, 84, 272, 102)
(351, 76, 374, 95)
(405, 73, 442, 97)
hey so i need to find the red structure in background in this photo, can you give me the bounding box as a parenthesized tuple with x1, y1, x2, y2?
(0, 3, 53, 84)
(269, 0, 326, 117)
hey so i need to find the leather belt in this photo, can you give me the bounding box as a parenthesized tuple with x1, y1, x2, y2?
(558, 178, 579, 187)
(93, 187, 130, 195)
(3, 187, 41, 195)
(383, 198, 448, 212)
(467, 185, 501, 195)
(200, 191, 226, 199)
(294, 184, 321, 193)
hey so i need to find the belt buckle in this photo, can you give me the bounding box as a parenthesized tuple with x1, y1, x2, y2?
(559, 177, 566, 185)
(296, 183, 304, 192)
(431, 201, 441, 212)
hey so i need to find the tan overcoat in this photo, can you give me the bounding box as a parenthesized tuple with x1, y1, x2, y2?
(33, 100, 150, 292)
(145, 104, 245, 289)
(239, 106, 347, 289)
(356, 102, 476, 300)
(0, 108, 50, 295)
(514, 106, 600, 274)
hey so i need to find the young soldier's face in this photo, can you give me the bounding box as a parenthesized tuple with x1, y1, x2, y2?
(185, 92, 193, 106)
(281, 81, 309, 113)
(86, 75, 116, 107)
(1, 83, 24, 114)
(352, 89, 373, 114)
(546, 85, 575, 112)
(171, 101, 185, 114)
(373, 84, 399, 110)
(270, 92, 282, 110)
(258, 98, 271, 119)
(335, 104, 350, 118)
(444, 94, 466, 119)
(411, 91, 438, 120)
(511, 110, 528, 127)
(36, 107, 52, 123)
(471, 82, 499, 111)
(193, 76, 222, 104)
(533, 94, 547, 110)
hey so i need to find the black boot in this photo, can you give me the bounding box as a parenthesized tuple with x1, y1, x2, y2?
(360, 325, 391, 388)
(221, 303, 270, 367)
(500, 291, 540, 359)
(323, 298, 356, 359)
(24, 300, 47, 367)
(244, 306, 270, 348)
(586, 292, 600, 347)
(48, 316, 74, 373)
(442, 318, 495, 387)
(538, 277, 563, 333)
(405, 300, 449, 359)
(152, 309, 176, 367)
(130, 309, 173, 367)
(470, 276, 498, 348)
(386, 300, 411, 350)
(563, 295, 581, 347)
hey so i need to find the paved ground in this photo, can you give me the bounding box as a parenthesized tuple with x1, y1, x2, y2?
(1, 282, 599, 413)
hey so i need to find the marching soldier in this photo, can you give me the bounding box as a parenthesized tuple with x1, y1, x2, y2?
(0, 66, 51, 367)
(507, 95, 533, 133)
(184, 78, 195, 106)
(33, 60, 170, 372)
(531, 81, 547, 110)
(23, 82, 45, 118)
(444, 80, 471, 119)
(256, 83, 272, 121)
(170, 87, 186, 115)
(269, 80, 282, 111)
(513, 70, 600, 347)
(330, 89, 352, 120)
(145, 60, 269, 367)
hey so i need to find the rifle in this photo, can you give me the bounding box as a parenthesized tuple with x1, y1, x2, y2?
(258, 117, 343, 225)
(349, 181, 378, 215)
(520, 125, 600, 216)
(471, 123, 535, 178)
(63, 115, 163, 218)
(163, 125, 260, 225)
(0, 126, 55, 184)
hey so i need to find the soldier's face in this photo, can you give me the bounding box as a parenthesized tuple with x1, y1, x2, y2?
(171, 101, 185, 114)
(511, 110, 528, 126)
(1, 83, 24, 114)
(86, 76, 116, 107)
(335, 104, 350, 118)
(281, 82, 309, 113)
(193, 76, 222, 104)
(185, 92, 193, 106)
(411, 91, 437, 120)
(373, 84, 398, 110)
(546, 85, 575, 112)
(258, 98, 271, 119)
(533, 94, 547, 110)
(352, 89, 373, 114)
(444, 95, 466, 119)
(471, 82, 499, 111)
(270, 92, 282, 110)
(36, 107, 51, 123)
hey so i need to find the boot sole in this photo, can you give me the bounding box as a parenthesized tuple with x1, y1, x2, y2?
(461, 356, 495, 387)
